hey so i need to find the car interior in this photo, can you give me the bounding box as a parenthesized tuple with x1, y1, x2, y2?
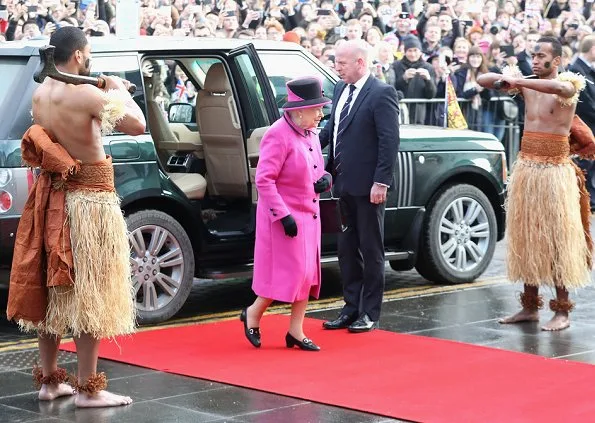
(141, 56, 271, 236)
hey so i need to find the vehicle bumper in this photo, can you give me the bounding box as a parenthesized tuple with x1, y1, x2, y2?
(497, 189, 507, 241)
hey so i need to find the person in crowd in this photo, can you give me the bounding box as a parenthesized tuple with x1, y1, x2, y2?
(393, 35, 437, 124)
(569, 34, 595, 211)
(517, 30, 541, 75)
(452, 46, 492, 131)
(372, 40, 396, 86)
(241, 77, 332, 351)
(453, 37, 471, 64)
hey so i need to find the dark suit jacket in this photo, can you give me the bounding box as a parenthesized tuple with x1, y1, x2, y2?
(516, 51, 533, 76)
(319, 76, 400, 197)
(569, 57, 595, 133)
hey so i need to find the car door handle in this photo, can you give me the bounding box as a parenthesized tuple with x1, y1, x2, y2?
(109, 139, 140, 160)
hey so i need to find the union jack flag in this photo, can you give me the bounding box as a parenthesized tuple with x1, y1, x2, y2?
(174, 78, 188, 102)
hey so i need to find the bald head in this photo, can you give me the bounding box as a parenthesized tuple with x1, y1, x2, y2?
(334, 39, 370, 83)
(336, 39, 370, 62)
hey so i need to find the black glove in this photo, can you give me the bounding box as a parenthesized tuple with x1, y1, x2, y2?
(313, 174, 331, 194)
(280, 215, 298, 237)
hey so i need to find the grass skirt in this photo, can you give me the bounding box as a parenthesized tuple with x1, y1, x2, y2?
(19, 190, 136, 339)
(506, 132, 592, 289)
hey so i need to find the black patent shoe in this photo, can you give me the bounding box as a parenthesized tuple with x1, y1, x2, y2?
(285, 333, 320, 351)
(322, 314, 357, 330)
(348, 313, 379, 333)
(240, 308, 261, 348)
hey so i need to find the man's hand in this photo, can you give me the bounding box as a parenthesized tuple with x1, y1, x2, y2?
(494, 75, 518, 90)
(370, 183, 387, 204)
(404, 68, 417, 81)
(101, 75, 131, 93)
(416, 68, 431, 80)
(425, 3, 440, 17)
(43, 22, 56, 36)
(142, 62, 154, 78)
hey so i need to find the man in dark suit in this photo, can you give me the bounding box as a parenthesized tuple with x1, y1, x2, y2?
(319, 39, 400, 333)
(517, 31, 540, 76)
(569, 34, 595, 211)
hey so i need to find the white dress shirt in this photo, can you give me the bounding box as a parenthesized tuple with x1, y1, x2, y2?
(332, 71, 371, 154)
(332, 71, 389, 187)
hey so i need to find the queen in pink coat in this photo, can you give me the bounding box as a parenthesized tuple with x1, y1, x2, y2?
(240, 77, 332, 352)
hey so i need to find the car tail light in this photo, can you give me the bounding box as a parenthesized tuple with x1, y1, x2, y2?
(500, 152, 508, 184)
(27, 169, 34, 192)
(0, 190, 12, 213)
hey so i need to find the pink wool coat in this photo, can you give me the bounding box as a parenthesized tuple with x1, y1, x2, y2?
(252, 114, 331, 303)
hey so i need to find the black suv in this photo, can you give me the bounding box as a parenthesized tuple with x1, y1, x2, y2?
(0, 37, 507, 324)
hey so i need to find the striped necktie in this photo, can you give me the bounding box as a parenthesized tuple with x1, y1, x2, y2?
(334, 84, 356, 174)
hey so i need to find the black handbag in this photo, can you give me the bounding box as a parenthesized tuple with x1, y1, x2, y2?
(319, 198, 345, 234)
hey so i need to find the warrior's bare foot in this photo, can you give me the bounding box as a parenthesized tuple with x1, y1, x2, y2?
(541, 312, 570, 331)
(75, 391, 133, 408)
(498, 309, 539, 324)
(38, 383, 75, 401)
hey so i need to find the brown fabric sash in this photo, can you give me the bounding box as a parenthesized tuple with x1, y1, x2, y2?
(520, 131, 570, 162)
(6, 125, 116, 325)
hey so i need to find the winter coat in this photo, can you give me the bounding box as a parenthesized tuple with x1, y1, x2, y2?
(252, 114, 330, 303)
(452, 67, 493, 131)
(392, 57, 437, 124)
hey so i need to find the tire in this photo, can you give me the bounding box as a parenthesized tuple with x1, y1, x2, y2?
(127, 210, 195, 324)
(415, 184, 497, 284)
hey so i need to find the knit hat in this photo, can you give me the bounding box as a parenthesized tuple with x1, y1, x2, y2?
(403, 35, 422, 51)
(283, 31, 300, 44)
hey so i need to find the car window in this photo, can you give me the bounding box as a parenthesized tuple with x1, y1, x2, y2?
(90, 55, 147, 133)
(0, 57, 28, 117)
(233, 53, 271, 131)
(259, 52, 336, 116)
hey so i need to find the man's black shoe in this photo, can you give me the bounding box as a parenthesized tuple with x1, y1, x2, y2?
(348, 313, 378, 333)
(322, 314, 357, 330)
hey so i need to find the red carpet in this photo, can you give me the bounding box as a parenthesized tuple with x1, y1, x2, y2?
(60, 315, 595, 422)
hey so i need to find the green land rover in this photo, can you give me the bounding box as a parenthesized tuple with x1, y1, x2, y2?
(0, 37, 507, 324)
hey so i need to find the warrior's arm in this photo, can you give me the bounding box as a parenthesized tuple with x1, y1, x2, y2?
(513, 78, 576, 98)
(477, 73, 506, 90)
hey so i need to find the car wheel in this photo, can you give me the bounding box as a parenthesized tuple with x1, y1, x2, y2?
(415, 184, 497, 284)
(127, 210, 195, 324)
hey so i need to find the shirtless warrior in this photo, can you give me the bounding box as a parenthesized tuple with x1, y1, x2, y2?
(478, 36, 592, 331)
(6, 27, 145, 406)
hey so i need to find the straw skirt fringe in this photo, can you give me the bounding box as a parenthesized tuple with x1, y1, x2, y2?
(18, 190, 136, 338)
(506, 157, 591, 289)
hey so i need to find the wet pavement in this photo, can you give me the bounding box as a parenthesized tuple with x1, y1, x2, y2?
(1, 228, 595, 422)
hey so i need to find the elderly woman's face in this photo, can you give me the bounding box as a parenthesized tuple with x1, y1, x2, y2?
(292, 106, 324, 130)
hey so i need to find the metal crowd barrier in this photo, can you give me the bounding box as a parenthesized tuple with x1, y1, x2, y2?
(398, 96, 521, 167)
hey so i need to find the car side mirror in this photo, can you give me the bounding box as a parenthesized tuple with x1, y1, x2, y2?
(168, 103, 194, 124)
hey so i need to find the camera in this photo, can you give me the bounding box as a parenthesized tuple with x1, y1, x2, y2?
(490, 23, 501, 35)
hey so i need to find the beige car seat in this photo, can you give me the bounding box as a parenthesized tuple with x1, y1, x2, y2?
(145, 74, 207, 200)
(197, 62, 249, 198)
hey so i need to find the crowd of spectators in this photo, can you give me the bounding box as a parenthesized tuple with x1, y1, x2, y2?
(1, 0, 594, 138)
